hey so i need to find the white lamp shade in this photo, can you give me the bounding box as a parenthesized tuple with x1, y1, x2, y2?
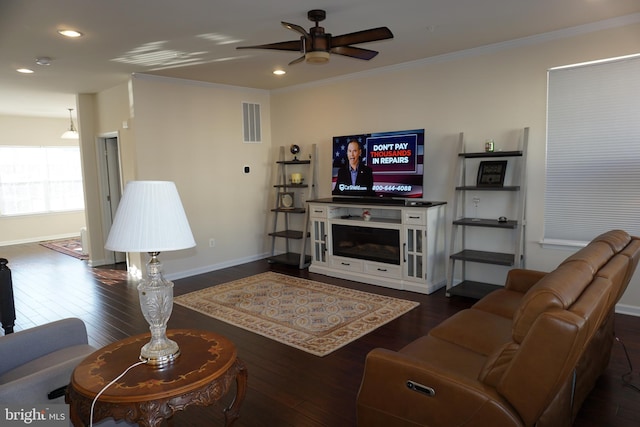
(105, 181, 196, 252)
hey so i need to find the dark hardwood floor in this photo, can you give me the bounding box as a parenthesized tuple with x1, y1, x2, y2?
(2, 242, 640, 426)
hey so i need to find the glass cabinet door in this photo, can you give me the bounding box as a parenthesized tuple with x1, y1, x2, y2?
(405, 227, 425, 281)
(312, 219, 327, 264)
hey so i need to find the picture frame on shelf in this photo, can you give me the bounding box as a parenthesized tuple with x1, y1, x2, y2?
(477, 160, 507, 187)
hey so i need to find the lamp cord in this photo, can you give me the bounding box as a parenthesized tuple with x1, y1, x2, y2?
(615, 335, 640, 393)
(89, 360, 147, 427)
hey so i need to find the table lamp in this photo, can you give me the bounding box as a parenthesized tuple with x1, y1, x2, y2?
(105, 181, 196, 366)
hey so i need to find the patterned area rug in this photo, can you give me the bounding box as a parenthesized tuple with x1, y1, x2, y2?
(40, 237, 88, 260)
(91, 268, 129, 286)
(175, 271, 419, 357)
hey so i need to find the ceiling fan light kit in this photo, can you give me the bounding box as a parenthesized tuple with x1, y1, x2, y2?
(237, 9, 393, 66)
(305, 51, 330, 64)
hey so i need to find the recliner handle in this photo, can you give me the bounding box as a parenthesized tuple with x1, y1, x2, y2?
(47, 385, 67, 400)
(407, 380, 435, 397)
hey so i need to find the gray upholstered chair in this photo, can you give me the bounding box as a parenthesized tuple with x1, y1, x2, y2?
(0, 317, 96, 403)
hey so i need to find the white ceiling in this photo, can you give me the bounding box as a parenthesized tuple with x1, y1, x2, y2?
(2, 0, 639, 118)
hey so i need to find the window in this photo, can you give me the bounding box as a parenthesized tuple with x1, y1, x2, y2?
(0, 146, 85, 216)
(544, 54, 640, 245)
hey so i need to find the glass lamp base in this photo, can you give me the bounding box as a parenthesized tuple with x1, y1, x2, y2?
(137, 252, 181, 367)
(140, 338, 181, 366)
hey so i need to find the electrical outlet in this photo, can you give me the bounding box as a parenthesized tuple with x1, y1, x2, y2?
(209, 238, 216, 248)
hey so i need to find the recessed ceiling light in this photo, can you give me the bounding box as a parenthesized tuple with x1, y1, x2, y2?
(273, 69, 286, 76)
(58, 29, 83, 38)
(17, 68, 34, 74)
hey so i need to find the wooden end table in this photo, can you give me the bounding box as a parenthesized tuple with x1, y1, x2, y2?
(66, 329, 247, 427)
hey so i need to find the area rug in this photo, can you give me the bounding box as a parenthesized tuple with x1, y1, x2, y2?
(174, 271, 419, 357)
(40, 237, 88, 260)
(91, 267, 129, 286)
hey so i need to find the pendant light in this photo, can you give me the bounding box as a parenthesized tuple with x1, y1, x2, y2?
(61, 108, 79, 139)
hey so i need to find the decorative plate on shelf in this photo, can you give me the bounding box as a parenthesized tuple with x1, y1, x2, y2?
(279, 192, 294, 209)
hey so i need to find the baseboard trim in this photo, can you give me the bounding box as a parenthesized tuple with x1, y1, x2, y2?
(0, 233, 81, 247)
(615, 304, 640, 317)
(165, 252, 271, 281)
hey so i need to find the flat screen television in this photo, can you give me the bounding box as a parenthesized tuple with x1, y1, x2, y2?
(331, 129, 424, 199)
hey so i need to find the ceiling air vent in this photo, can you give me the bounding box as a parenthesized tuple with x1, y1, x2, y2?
(242, 102, 261, 143)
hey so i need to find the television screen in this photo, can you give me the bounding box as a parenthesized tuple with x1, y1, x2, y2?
(331, 129, 424, 199)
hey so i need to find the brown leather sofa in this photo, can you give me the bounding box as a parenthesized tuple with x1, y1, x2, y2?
(357, 230, 640, 427)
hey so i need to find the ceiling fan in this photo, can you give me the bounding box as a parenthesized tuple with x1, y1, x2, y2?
(236, 9, 394, 65)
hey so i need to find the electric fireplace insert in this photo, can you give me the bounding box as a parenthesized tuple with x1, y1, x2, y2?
(331, 224, 400, 265)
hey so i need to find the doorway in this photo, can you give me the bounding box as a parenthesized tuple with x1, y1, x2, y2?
(97, 134, 126, 264)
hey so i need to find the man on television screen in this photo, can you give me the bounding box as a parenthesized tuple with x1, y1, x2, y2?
(333, 140, 375, 196)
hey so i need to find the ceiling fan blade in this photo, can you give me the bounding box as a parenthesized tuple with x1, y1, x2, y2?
(236, 40, 301, 52)
(331, 46, 379, 60)
(331, 27, 393, 48)
(288, 55, 306, 66)
(282, 21, 309, 38)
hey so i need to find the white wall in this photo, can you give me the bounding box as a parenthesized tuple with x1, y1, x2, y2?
(0, 115, 86, 245)
(78, 84, 135, 267)
(127, 75, 274, 278)
(270, 22, 640, 313)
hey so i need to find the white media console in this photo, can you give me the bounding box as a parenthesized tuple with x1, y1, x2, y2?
(307, 198, 447, 294)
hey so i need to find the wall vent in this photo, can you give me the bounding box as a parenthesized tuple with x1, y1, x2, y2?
(242, 102, 261, 143)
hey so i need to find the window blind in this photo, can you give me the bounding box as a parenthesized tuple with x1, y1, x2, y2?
(544, 55, 640, 244)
